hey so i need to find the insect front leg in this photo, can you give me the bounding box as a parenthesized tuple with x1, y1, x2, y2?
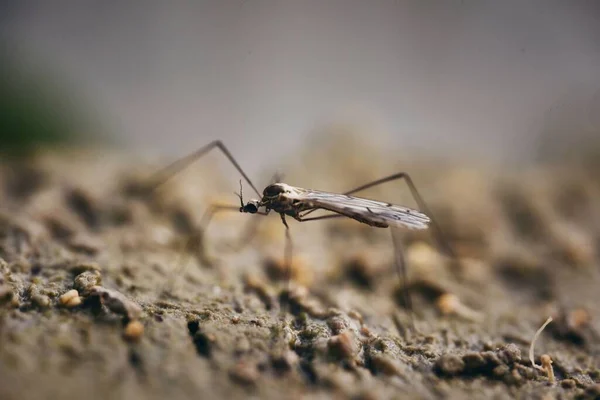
(161, 204, 268, 296)
(224, 208, 271, 251)
(145, 140, 262, 198)
(142, 140, 264, 295)
(160, 204, 238, 296)
(227, 172, 283, 251)
(195, 203, 271, 262)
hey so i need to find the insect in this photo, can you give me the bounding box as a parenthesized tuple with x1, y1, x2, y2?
(145, 140, 454, 317)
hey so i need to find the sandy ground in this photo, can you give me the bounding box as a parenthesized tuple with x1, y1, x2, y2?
(0, 140, 599, 400)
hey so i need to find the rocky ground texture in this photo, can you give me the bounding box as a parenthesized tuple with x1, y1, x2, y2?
(0, 141, 599, 400)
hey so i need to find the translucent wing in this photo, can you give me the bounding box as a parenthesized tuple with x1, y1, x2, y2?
(292, 187, 431, 229)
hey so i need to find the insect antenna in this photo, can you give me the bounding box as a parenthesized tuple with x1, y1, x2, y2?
(234, 180, 244, 207)
(229, 172, 285, 251)
(226, 170, 285, 253)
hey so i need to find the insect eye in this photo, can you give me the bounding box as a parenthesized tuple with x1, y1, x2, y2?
(263, 184, 284, 197)
(243, 203, 258, 214)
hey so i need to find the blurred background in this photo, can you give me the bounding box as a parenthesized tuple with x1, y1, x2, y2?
(1, 1, 599, 173)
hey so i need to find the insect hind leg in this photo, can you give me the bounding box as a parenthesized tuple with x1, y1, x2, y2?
(297, 172, 456, 329)
(278, 214, 294, 317)
(391, 226, 415, 329)
(347, 172, 455, 258)
(297, 212, 416, 329)
(300, 172, 455, 259)
(160, 204, 237, 296)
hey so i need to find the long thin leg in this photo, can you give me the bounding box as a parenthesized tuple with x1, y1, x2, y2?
(161, 204, 268, 296)
(145, 140, 262, 198)
(296, 211, 415, 328)
(200, 202, 269, 235)
(227, 215, 263, 251)
(199, 204, 241, 227)
(197, 204, 269, 261)
(231, 172, 283, 250)
(279, 214, 292, 317)
(391, 226, 414, 330)
(296, 213, 346, 222)
(160, 233, 201, 297)
(300, 172, 455, 258)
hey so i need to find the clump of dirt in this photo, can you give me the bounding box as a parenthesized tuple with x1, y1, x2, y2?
(0, 147, 599, 400)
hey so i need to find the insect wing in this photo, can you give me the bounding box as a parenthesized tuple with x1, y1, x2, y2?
(298, 189, 431, 229)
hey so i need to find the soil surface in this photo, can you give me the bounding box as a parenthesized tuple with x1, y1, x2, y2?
(0, 141, 599, 400)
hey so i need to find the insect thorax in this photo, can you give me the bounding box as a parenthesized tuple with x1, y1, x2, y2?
(261, 183, 306, 216)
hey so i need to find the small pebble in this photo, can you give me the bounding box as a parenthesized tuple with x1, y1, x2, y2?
(89, 286, 142, 320)
(344, 256, 377, 288)
(561, 379, 576, 389)
(0, 285, 15, 305)
(271, 351, 299, 374)
(436, 293, 483, 322)
(568, 308, 591, 330)
(243, 275, 274, 310)
(328, 331, 355, 360)
(235, 337, 251, 353)
(435, 354, 465, 376)
(229, 361, 259, 386)
(509, 368, 524, 385)
(123, 320, 144, 341)
(369, 354, 404, 376)
(31, 294, 50, 309)
(74, 271, 102, 294)
(462, 352, 487, 370)
(360, 325, 374, 338)
(284, 286, 327, 318)
(493, 364, 510, 378)
(498, 343, 522, 364)
(515, 363, 536, 380)
(65, 296, 82, 308)
(406, 241, 443, 277)
(588, 369, 600, 380)
(581, 384, 600, 399)
(68, 233, 102, 255)
(555, 224, 595, 267)
(327, 316, 349, 335)
(263, 256, 313, 286)
(347, 310, 364, 324)
(59, 289, 79, 306)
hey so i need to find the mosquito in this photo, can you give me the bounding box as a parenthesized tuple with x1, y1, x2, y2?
(144, 140, 455, 317)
